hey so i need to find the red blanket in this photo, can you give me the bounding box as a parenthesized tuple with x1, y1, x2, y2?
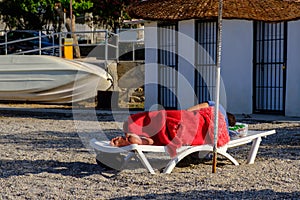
(124, 107, 230, 157)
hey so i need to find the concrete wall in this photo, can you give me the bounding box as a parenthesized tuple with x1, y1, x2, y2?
(176, 19, 254, 113)
(144, 19, 300, 117)
(221, 20, 253, 114)
(144, 20, 197, 110)
(286, 20, 300, 117)
(144, 20, 254, 113)
(177, 20, 196, 109)
(144, 22, 159, 110)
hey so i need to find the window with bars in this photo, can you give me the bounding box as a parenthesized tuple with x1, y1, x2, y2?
(253, 21, 287, 114)
(195, 20, 218, 104)
(157, 22, 178, 109)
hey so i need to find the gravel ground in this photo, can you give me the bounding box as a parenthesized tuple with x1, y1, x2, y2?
(0, 108, 299, 200)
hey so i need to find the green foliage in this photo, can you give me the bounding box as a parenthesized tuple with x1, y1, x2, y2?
(59, 0, 93, 17)
(74, 0, 93, 13)
(0, 0, 93, 31)
(0, 0, 137, 32)
(0, 0, 55, 30)
(91, 0, 139, 31)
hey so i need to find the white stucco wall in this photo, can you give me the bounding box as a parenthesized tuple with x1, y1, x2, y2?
(177, 20, 196, 109)
(221, 20, 253, 114)
(176, 19, 254, 114)
(144, 20, 197, 110)
(144, 22, 159, 110)
(144, 19, 300, 116)
(144, 19, 254, 113)
(286, 20, 300, 117)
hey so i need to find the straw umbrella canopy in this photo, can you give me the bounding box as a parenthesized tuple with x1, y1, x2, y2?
(128, 0, 300, 22)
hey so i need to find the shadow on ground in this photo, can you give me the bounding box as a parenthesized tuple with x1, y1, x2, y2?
(0, 159, 103, 178)
(110, 189, 299, 199)
(0, 108, 121, 122)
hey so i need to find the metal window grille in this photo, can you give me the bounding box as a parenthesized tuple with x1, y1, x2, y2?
(253, 21, 287, 114)
(195, 20, 218, 103)
(157, 22, 178, 109)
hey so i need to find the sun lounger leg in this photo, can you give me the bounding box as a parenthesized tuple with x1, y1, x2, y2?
(135, 149, 156, 174)
(163, 147, 210, 174)
(119, 152, 136, 170)
(163, 159, 178, 174)
(198, 151, 210, 159)
(247, 137, 262, 164)
(124, 152, 135, 163)
(163, 146, 218, 174)
(217, 150, 239, 166)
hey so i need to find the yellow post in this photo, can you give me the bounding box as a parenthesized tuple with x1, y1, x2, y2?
(64, 38, 73, 59)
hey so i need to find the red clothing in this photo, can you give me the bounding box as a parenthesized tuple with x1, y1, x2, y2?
(124, 107, 230, 157)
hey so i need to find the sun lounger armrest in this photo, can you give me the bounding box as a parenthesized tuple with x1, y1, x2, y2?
(227, 130, 276, 148)
(90, 139, 139, 153)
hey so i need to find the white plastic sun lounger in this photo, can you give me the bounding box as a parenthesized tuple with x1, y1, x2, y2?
(90, 129, 276, 174)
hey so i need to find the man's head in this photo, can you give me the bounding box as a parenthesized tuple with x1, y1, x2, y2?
(226, 112, 236, 127)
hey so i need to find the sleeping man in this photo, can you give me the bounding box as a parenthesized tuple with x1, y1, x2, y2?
(110, 101, 236, 157)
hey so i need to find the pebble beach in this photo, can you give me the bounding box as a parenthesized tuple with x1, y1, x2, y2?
(0, 105, 299, 199)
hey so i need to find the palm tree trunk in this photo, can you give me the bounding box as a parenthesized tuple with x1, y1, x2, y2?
(65, 15, 81, 58)
(71, 15, 81, 58)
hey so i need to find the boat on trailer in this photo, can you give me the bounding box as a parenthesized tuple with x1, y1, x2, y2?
(0, 55, 113, 104)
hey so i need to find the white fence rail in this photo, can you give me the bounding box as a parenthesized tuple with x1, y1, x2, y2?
(0, 29, 144, 62)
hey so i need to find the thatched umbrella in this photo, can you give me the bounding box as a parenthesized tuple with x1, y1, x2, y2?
(128, 0, 300, 22)
(128, 0, 300, 173)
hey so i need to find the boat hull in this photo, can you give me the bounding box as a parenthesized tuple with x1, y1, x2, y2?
(0, 55, 113, 103)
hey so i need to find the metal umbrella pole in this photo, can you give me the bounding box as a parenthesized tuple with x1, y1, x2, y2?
(212, 0, 224, 173)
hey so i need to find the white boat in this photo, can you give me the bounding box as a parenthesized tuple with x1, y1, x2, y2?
(0, 55, 113, 104)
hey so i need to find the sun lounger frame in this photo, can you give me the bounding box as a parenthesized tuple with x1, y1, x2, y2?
(90, 130, 276, 174)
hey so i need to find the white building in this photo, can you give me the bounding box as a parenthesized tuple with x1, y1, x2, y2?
(129, 0, 300, 117)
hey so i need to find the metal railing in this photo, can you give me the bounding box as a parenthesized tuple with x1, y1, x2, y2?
(0, 29, 144, 62)
(117, 28, 144, 61)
